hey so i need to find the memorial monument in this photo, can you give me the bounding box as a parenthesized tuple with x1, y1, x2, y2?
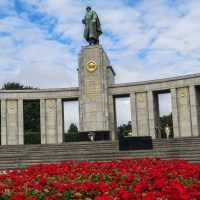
(79, 6, 115, 140)
(0, 6, 199, 145)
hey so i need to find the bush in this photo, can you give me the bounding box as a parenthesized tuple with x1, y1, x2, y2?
(64, 133, 80, 142)
(24, 132, 41, 144)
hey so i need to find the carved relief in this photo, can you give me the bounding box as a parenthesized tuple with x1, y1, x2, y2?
(47, 100, 55, 108)
(138, 94, 145, 103)
(179, 88, 187, 97)
(8, 101, 16, 110)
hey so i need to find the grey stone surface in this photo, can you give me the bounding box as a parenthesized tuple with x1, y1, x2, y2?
(147, 91, 158, 139)
(195, 87, 200, 136)
(0, 87, 79, 100)
(18, 100, 24, 145)
(0, 48, 200, 144)
(1, 100, 7, 145)
(189, 86, 199, 136)
(40, 99, 46, 144)
(57, 98, 64, 143)
(78, 45, 112, 132)
(171, 88, 180, 138)
(176, 87, 192, 137)
(130, 93, 138, 136)
(45, 99, 57, 144)
(108, 95, 115, 140)
(135, 92, 149, 136)
(7, 100, 18, 145)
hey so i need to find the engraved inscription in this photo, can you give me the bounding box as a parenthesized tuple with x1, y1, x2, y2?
(84, 80, 101, 100)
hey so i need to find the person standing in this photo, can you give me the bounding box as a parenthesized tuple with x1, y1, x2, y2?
(155, 125, 161, 139)
(82, 5, 102, 45)
(165, 124, 171, 139)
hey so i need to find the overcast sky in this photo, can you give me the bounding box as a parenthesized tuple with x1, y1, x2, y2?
(0, 0, 200, 128)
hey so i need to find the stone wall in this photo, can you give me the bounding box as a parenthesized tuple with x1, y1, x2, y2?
(0, 46, 200, 144)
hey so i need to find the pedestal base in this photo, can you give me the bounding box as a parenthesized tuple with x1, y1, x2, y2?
(119, 136, 153, 151)
(79, 131, 110, 141)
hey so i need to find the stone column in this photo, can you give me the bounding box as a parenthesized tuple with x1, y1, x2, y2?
(130, 93, 138, 136)
(57, 98, 63, 143)
(108, 95, 115, 140)
(18, 100, 24, 145)
(189, 86, 199, 136)
(176, 87, 192, 137)
(46, 99, 57, 144)
(197, 87, 200, 136)
(171, 88, 180, 137)
(1, 100, 7, 145)
(147, 91, 159, 139)
(40, 99, 46, 144)
(135, 92, 149, 136)
(7, 100, 18, 145)
(78, 45, 115, 135)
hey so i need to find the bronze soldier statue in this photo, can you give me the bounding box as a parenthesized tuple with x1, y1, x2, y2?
(82, 6, 102, 45)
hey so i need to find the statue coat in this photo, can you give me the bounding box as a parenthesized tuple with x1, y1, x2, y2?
(83, 10, 102, 43)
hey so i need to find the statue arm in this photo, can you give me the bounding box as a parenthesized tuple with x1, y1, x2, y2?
(92, 11, 97, 23)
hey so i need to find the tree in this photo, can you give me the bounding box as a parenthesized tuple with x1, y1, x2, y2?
(117, 121, 132, 138)
(67, 123, 79, 134)
(2, 82, 37, 90)
(24, 101, 40, 132)
(160, 112, 173, 128)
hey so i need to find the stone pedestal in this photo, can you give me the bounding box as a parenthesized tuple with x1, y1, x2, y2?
(78, 45, 115, 134)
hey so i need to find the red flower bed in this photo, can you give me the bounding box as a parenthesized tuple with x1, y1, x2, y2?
(0, 158, 200, 199)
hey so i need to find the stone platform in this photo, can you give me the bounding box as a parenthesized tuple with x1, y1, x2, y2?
(0, 137, 199, 170)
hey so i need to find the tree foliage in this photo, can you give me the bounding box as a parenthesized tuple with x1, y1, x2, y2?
(67, 123, 79, 134)
(160, 113, 173, 128)
(117, 121, 132, 138)
(2, 82, 37, 90)
(24, 101, 40, 132)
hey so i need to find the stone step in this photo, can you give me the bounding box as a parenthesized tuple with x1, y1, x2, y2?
(1, 146, 199, 158)
(0, 137, 200, 170)
(1, 154, 199, 171)
(0, 148, 199, 160)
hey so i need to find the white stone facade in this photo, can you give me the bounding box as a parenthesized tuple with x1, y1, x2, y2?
(0, 45, 200, 144)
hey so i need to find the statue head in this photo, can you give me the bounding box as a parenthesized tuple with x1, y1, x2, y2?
(86, 5, 91, 12)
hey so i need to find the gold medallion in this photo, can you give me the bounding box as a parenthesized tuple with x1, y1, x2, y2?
(86, 60, 97, 72)
(180, 89, 187, 97)
(138, 94, 145, 102)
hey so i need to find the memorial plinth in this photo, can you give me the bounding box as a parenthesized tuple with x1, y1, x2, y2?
(119, 136, 153, 151)
(78, 45, 115, 137)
